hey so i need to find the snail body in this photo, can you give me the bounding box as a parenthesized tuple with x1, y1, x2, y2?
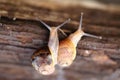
(32, 13, 102, 75)
(58, 13, 102, 67)
(32, 19, 70, 75)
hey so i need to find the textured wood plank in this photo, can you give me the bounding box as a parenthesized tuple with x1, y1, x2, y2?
(0, 0, 120, 80)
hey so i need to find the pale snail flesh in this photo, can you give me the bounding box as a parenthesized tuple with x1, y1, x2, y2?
(31, 19, 70, 75)
(57, 13, 102, 67)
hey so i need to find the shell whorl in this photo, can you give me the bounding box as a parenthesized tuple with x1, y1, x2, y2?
(31, 46, 55, 75)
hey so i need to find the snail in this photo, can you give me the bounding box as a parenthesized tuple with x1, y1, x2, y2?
(31, 19, 70, 75)
(57, 13, 102, 67)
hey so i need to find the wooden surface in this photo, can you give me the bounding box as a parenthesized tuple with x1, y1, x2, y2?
(0, 0, 120, 80)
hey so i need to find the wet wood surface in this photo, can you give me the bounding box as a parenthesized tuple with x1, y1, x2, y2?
(0, 0, 120, 80)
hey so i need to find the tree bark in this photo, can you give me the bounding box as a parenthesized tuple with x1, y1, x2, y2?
(0, 0, 120, 80)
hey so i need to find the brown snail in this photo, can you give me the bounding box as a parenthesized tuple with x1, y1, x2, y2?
(31, 19, 70, 75)
(57, 13, 102, 67)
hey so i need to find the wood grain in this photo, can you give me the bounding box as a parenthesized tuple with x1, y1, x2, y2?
(0, 0, 120, 80)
